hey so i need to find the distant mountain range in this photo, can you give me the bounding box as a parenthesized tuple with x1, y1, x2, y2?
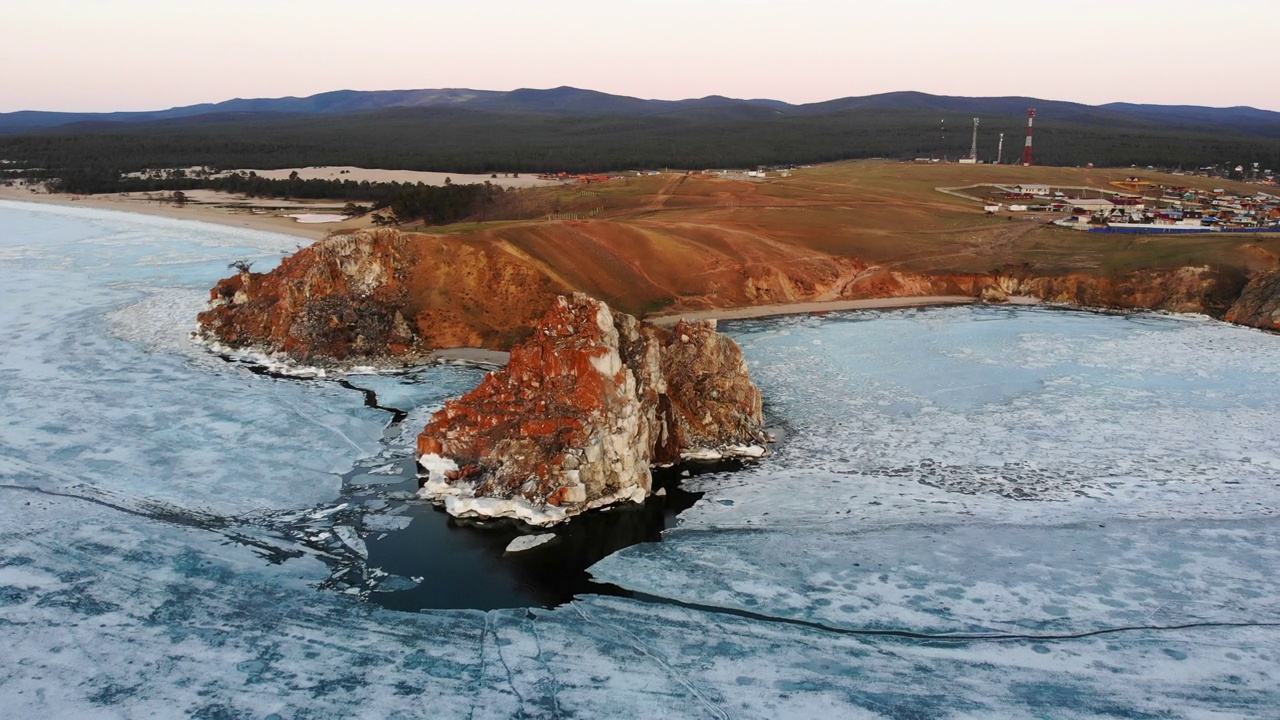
(6, 86, 1279, 183)
(4, 86, 1279, 138)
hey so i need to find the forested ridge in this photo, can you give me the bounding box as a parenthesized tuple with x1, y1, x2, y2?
(4, 106, 1278, 185)
(27, 170, 501, 226)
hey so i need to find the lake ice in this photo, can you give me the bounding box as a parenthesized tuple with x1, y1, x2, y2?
(1, 200, 1278, 718)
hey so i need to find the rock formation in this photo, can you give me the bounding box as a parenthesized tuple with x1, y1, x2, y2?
(197, 225, 1279, 371)
(198, 231, 422, 365)
(1225, 269, 1280, 331)
(991, 265, 1249, 317)
(416, 294, 766, 526)
(197, 229, 569, 365)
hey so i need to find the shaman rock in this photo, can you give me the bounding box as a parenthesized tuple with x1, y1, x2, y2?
(417, 294, 766, 526)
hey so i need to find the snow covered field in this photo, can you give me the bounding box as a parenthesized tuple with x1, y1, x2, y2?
(1, 200, 1278, 718)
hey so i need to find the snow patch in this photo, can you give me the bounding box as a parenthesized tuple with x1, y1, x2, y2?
(443, 495, 569, 527)
(417, 453, 459, 480)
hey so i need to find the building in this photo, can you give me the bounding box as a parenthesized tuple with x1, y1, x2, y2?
(1013, 184, 1051, 196)
(1070, 198, 1116, 215)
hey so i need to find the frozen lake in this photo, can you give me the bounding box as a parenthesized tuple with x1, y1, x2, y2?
(2, 199, 1278, 718)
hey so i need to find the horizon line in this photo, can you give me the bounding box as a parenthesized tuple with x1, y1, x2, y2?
(4, 85, 1279, 116)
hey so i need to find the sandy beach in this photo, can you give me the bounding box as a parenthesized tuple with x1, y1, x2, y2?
(430, 348, 512, 365)
(223, 166, 560, 189)
(432, 297, 1004, 367)
(0, 165, 561, 240)
(0, 185, 355, 241)
(646, 295, 982, 325)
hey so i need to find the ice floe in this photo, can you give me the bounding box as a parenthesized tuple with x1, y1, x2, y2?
(505, 533, 557, 553)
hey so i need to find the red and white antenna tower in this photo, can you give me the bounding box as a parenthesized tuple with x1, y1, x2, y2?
(1022, 108, 1036, 166)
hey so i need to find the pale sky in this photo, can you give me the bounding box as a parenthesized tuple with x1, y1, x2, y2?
(4, 0, 1278, 113)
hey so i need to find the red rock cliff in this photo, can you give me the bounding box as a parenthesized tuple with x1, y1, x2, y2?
(990, 265, 1249, 316)
(198, 227, 1272, 371)
(1225, 269, 1280, 331)
(197, 230, 568, 364)
(416, 294, 766, 526)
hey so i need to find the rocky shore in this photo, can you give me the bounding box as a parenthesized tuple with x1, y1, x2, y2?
(193, 228, 1280, 525)
(196, 231, 1280, 372)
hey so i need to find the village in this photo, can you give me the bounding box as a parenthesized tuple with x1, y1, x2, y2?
(942, 179, 1280, 234)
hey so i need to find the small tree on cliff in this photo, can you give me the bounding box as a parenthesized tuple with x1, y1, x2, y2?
(342, 202, 370, 217)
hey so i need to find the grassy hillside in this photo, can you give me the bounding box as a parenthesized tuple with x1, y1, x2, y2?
(390, 162, 1280, 318)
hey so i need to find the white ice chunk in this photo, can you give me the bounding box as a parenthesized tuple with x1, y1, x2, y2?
(332, 525, 367, 558)
(504, 533, 557, 553)
(362, 514, 413, 532)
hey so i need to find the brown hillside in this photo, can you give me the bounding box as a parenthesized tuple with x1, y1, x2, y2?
(200, 161, 1280, 362)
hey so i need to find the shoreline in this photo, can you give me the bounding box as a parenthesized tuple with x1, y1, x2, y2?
(0, 165, 560, 242)
(435, 298, 1017, 366)
(429, 348, 511, 365)
(14, 188, 1233, 358)
(0, 190, 1028, 343)
(0, 186, 336, 241)
(645, 295, 994, 325)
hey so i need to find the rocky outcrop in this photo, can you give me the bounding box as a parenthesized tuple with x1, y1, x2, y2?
(198, 231, 422, 365)
(658, 319, 768, 461)
(197, 229, 572, 365)
(416, 294, 766, 526)
(197, 225, 1270, 372)
(992, 265, 1249, 317)
(1225, 269, 1280, 331)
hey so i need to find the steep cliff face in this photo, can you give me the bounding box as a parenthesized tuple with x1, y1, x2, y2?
(198, 225, 1269, 370)
(196, 228, 919, 364)
(197, 229, 581, 363)
(416, 294, 766, 526)
(1225, 269, 1280, 331)
(993, 266, 1249, 317)
(198, 231, 422, 364)
(660, 319, 766, 461)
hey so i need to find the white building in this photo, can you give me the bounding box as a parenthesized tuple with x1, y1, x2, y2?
(1070, 198, 1116, 215)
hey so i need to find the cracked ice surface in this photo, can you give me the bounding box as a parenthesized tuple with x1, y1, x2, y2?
(0, 201, 387, 515)
(593, 307, 1280, 642)
(4, 496, 1277, 719)
(5, 201, 1280, 717)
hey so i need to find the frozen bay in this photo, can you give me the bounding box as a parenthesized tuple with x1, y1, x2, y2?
(2, 200, 1278, 718)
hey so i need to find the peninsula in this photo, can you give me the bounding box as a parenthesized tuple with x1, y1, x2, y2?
(196, 162, 1280, 369)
